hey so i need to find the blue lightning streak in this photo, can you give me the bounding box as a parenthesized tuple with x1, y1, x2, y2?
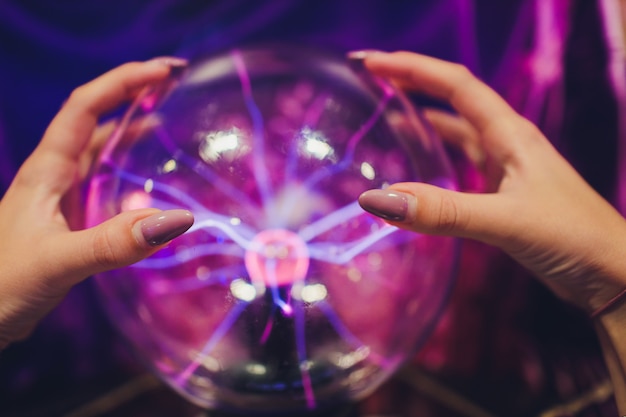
(134, 245, 243, 269)
(175, 301, 249, 386)
(297, 201, 364, 242)
(307, 226, 399, 265)
(300, 89, 393, 190)
(147, 265, 244, 294)
(112, 168, 205, 212)
(294, 298, 315, 409)
(232, 49, 273, 209)
(262, 256, 293, 316)
(316, 301, 392, 370)
(191, 218, 255, 250)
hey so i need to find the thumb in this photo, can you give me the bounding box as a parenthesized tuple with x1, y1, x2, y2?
(55, 208, 194, 285)
(358, 183, 512, 246)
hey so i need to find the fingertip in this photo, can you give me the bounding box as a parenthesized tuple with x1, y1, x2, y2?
(133, 209, 194, 247)
(43, 209, 194, 289)
(358, 189, 412, 222)
(360, 182, 482, 238)
(145, 56, 189, 68)
(144, 56, 189, 79)
(38, 59, 189, 164)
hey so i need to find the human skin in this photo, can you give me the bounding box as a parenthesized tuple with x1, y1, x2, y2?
(0, 58, 194, 350)
(353, 50, 626, 412)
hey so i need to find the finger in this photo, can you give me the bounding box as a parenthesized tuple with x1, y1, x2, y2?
(48, 209, 194, 286)
(360, 51, 543, 163)
(61, 120, 122, 231)
(79, 114, 162, 182)
(358, 184, 514, 247)
(10, 58, 186, 198)
(38, 58, 186, 163)
(422, 108, 485, 167)
(77, 119, 118, 180)
(362, 52, 517, 130)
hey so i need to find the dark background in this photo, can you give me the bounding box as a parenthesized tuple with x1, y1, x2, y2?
(0, 1, 621, 415)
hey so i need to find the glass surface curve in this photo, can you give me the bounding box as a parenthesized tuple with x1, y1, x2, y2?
(86, 45, 458, 414)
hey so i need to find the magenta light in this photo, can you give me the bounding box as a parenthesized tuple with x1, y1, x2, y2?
(245, 229, 310, 288)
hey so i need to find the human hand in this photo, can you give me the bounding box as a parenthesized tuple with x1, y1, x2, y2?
(0, 58, 194, 349)
(353, 51, 626, 314)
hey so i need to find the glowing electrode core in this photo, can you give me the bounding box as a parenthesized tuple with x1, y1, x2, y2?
(245, 229, 310, 287)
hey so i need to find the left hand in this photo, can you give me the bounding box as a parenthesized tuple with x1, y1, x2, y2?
(0, 58, 194, 349)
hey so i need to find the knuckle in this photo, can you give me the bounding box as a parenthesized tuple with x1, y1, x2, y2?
(447, 64, 476, 102)
(519, 118, 544, 140)
(120, 61, 143, 70)
(451, 63, 474, 83)
(11, 154, 66, 190)
(111, 61, 143, 79)
(91, 227, 121, 270)
(64, 85, 92, 111)
(435, 194, 462, 233)
(68, 84, 88, 103)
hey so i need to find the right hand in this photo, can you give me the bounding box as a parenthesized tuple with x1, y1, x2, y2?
(355, 51, 626, 314)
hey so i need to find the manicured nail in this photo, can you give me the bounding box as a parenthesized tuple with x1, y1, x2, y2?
(138, 209, 194, 246)
(358, 189, 410, 222)
(347, 50, 386, 60)
(146, 56, 189, 68)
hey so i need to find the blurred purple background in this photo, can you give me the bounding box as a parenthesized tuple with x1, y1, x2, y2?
(0, 1, 623, 416)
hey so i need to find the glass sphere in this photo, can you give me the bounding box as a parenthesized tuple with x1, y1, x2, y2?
(86, 45, 458, 415)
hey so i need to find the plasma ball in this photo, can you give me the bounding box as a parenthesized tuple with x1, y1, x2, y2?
(86, 45, 459, 414)
(245, 229, 310, 287)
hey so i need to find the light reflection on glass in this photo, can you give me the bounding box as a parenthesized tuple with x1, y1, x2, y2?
(360, 162, 375, 180)
(298, 127, 335, 160)
(199, 128, 247, 162)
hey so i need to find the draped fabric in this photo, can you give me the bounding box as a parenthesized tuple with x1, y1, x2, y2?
(0, 1, 623, 415)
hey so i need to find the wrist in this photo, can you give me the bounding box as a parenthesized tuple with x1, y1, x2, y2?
(591, 288, 626, 318)
(594, 306, 626, 413)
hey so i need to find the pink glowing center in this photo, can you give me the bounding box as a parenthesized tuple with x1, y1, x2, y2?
(245, 229, 310, 287)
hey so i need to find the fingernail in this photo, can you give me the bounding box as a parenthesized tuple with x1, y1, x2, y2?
(347, 49, 386, 60)
(138, 209, 194, 246)
(358, 189, 410, 222)
(146, 56, 189, 68)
